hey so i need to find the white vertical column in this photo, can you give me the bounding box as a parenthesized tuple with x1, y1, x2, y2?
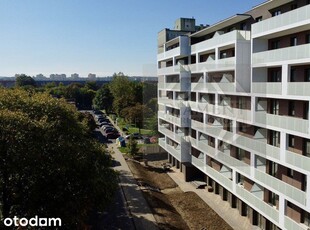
(215, 47, 219, 61)
(278, 195, 285, 229)
(251, 96, 256, 124)
(280, 131, 286, 162)
(306, 173, 310, 209)
(250, 152, 255, 178)
(282, 64, 288, 96)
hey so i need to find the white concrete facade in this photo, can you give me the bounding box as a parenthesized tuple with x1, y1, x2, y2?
(158, 1, 310, 230)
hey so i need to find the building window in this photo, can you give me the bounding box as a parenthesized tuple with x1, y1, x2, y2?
(269, 130, 280, 147)
(220, 52, 227, 59)
(305, 69, 310, 82)
(240, 22, 247, 30)
(287, 168, 294, 178)
(290, 68, 296, 82)
(306, 34, 310, 44)
(289, 101, 295, 116)
(290, 36, 298, 46)
(291, 4, 297, 10)
(255, 16, 262, 22)
(303, 140, 310, 157)
(269, 69, 281, 82)
(272, 10, 281, 17)
(302, 211, 310, 227)
(269, 161, 278, 177)
(270, 100, 279, 115)
(271, 40, 280, 49)
(288, 135, 295, 148)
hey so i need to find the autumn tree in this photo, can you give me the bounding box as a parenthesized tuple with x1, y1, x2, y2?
(0, 89, 117, 229)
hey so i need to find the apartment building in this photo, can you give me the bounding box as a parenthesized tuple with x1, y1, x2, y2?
(157, 1, 310, 229)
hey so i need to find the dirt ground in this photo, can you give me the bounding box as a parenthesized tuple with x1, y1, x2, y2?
(126, 160, 232, 230)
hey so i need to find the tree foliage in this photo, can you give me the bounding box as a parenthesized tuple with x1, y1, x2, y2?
(15, 74, 36, 87)
(93, 84, 113, 112)
(109, 73, 135, 116)
(121, 103, 152, 131)
(0, 89, 117, 229)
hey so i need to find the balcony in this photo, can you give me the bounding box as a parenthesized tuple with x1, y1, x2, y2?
(191, 120, 223, 137)
(254, 170, 306, 206)
(158, 98, 187, 109)
(191, 30, 250, 53)
(217, 106, 251, 122)
(191, 156, 234, 191)
(158, 111, 190, 127)
(285, 150, 310, 173)
(158, 126, 182, 143)
(255, 112, 309, 134)
(190, 57, 236, 73)
(157, 36, 190, 61)
(165, 82, 181, 91)
(191, 82, 236, 93)
(235, 186, 279, 224)
(287, 82, 310, 97)
(252, 82, 282, 95)
(158, 63, 190, 76)
(252, 44, 310, 67)
(252, 4, 310, 38)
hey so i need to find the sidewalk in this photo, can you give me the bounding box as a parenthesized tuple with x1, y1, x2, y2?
(167, 168, 260, 230)
(108, 143, 158, 230)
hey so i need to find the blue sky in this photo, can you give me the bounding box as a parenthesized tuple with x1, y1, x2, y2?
(0, 0, 263, 77)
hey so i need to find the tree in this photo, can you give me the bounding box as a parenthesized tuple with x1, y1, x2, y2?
(109, 73, 135, 116)
(93, 84, 113, 112)
(0, 88, 117, 229)
(127, 136, 139, 156)
(121, 103, 152, 132)
(15, 74, 36, 87)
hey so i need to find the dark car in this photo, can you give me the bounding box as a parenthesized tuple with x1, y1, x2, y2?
(106, 132, 120, 139)
(105, 127, 117, 133)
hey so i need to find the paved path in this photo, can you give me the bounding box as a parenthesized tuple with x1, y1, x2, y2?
(108, 143, 158, 230)
(167, 168, 260, 230)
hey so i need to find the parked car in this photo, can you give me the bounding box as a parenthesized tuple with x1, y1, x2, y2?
(125, 133, 142, 139)
(104, 127, 117, 133)
(106, 132, 120, 139)
(98, 118, 109, 122)
(102, 125, 114, 130)
(99, 122, 111, 127)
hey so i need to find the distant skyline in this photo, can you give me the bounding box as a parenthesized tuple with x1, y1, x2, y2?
(0, 0, 264, 77)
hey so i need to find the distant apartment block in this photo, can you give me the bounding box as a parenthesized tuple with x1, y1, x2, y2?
(157, 1, 310, 229)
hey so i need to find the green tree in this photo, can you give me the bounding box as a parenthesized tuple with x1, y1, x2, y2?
(127, 136, 139, 156)
(15, 74, 36, 87)
(109, 73, 135, 116)
(121, 103, 152, 132)
(93, 84, 113, 112)
(0, 88, 117, 229)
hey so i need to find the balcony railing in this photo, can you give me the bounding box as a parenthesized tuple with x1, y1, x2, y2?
(287, 82, 310, 97)
(235, 186, 279, 223)
(158, 126, 182, 143)
(252, 5, 310, 37)
(285, 150, 310, 173)
(255, 170, 306, 206)
(191, 30, 250, 53)
(253, 44, 310, 66)
(191, 82, 236, 93)
(252, 82, 282, 95)
(255, 112, 309, 134)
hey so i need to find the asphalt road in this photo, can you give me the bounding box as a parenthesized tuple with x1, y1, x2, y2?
(90, 113, 135, 230)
